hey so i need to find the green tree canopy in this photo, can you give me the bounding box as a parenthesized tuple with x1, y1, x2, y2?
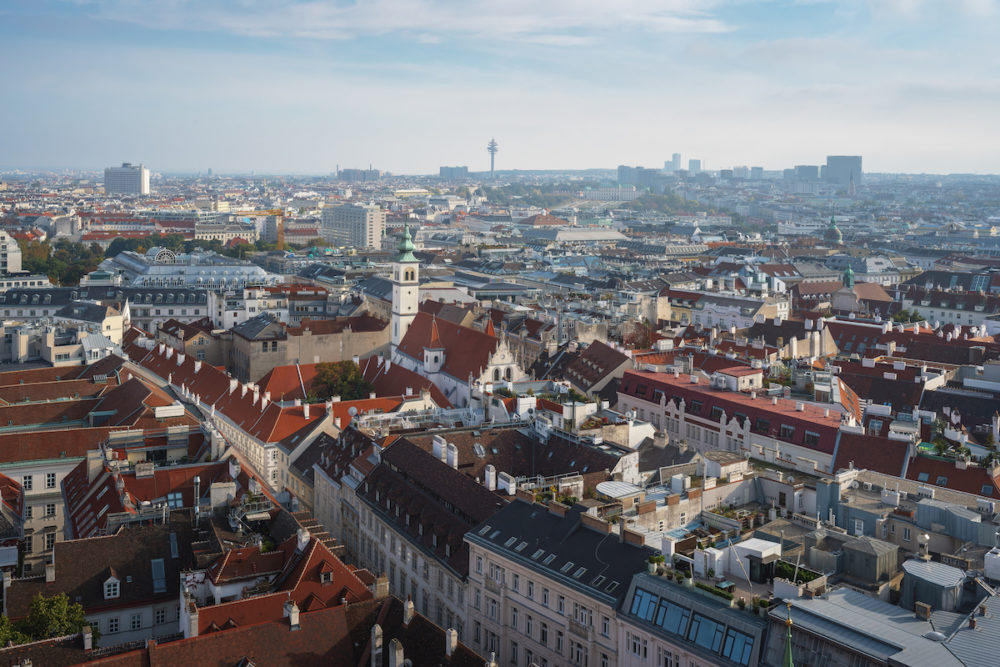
(0, 593, 91, 647)
(309, 361, 373, 402)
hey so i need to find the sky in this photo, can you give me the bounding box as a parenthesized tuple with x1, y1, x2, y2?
(1, 0, 998, 175)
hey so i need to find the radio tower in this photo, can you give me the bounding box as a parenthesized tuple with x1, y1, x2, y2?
(487, 137, 499, 179)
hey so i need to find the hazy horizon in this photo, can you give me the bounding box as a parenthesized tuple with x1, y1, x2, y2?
(3, 1, 999, 175)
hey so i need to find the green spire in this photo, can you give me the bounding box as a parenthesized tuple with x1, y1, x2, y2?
(396, 224, 417, 263)
(783, 602, 795, 667)
(843, 265, 855, 289)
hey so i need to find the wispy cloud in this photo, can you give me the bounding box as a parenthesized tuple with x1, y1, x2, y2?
(77, 0, 731, 44)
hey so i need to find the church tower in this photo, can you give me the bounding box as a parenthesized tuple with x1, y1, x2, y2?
(391, 224, 419, 354)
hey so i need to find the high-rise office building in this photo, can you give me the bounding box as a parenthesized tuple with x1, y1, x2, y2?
(825, 155, 863, 186)
(664, 153, 681, 172)
(688, 159, 702, 174)
(750, 166, 764, 180)
(439, 166, 469, 179)
(104, 163, 150, 195)
(794, 165, 820, 180)
(321, 204, 386, 249)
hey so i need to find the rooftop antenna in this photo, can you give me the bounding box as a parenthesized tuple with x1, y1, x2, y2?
(487, 137, 499, 179)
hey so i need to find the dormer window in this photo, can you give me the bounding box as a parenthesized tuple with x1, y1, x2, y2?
(320, 571, 333, 584)
(105, 578, 120, 599)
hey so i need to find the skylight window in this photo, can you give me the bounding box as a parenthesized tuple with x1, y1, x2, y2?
(515, 542, 528, 552)
(478, 524, 492, 536)
(543, 554, 557, 565)
(504, 537, 517, 547)
(560, 562, 575, 573)
(532, 549, 545, 560)
(574, 567, 587, 579)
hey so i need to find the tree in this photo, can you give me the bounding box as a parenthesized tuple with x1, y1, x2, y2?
(309, 361, 373, 402)
(0, 614, 30, 647)
(10, 593, 91, 645)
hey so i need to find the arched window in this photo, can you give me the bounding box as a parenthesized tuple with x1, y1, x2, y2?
(493, 368, 500, 381)
(405, 269, 414, 281)
(504, 367, 512, 381)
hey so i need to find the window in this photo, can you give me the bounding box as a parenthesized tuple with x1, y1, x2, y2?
(130, 614, 142, 631)
(45, 533, 55, 550)
(511, 607, 519, 629)
(511, 641, 519, 664)
(601, 616, 610, 637)
(556, 631, 564, 653)
(155, 608, 166, 625)
(105, 579, 120, 600)
(474, 621, 481, 644)
(917, 472, 930, 482)
(46, 473, 56, 489)
(46, 503, 55, 517)
(22, 475, 32, 491)
(526, 615, 533, 637)
(24, 505, 31, 520)
(687, 613, 725, 652)
(803, 430, 821, 446)
(540, 623, 548, 645)
(512, 573, 519, 592)
(167, 492, 183, 508)
(779, 424, 795, 439)
(527, 581, 534, 599)
(541, 587, 548, 606)
(601, 654, 609, 667)
(630, 633, 648, 657)
(108, 617, 119, 634)
(557, 595, 565, 614)
(722, 628, 755, 665)
(903, 527, 911, 541)
(476, 556, 483, 574)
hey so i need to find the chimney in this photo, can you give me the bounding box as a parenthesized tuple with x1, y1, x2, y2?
(387, 638, 405, 667)
(229, 378, 238, 394)
(432, 435, 446, 461)
(334, 417, 341, 429)
(193, 476, 201, 521)
(264, 391, 271, 402)
(82, 625, 93, 651)
(445, 628, 458, 657)
(296, 528, 310, 552)
(486, 651, 499, 667)
(970, 616, 977, 630)
(45, 561, 55, 583)
(372, 574, 389, 599)
(485, 464, 497, 491)
(283, 600, 300, 630)
(194, 360, 202, 373)
(241, 383, 248, 397)
(403, 596, 414, 626)
(446, 443, 458, 469)
(303, 403, 310, 419)
(370, 624, 383, 667)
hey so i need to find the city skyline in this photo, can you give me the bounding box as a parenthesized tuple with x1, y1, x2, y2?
(2, 0, 999, 174)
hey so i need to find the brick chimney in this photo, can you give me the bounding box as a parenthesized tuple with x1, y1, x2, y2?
(445, 628, 458, 657)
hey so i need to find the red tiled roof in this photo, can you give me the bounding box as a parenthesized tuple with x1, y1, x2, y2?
(832, 432, 909, 476)
(905, 456, 1000, 497)
(359, 356, 452, 408)
(396, 311, 500, 381)
(620, 369, 842, 454)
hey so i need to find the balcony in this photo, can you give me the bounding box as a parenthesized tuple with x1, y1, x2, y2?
(568, 618, 590, 640)
(484, 577, 503, 595)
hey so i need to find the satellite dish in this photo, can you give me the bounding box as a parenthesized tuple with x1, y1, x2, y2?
(348, 406, 359, 417)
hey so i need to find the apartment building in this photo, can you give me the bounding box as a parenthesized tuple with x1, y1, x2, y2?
(617, 369, 845, 475)
(0, 231, 22, 274)
(321, 204, 386, 249)
(465, 499, 654, 667)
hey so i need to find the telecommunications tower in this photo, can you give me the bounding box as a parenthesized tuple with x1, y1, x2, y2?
(487, 137, 499, 178)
